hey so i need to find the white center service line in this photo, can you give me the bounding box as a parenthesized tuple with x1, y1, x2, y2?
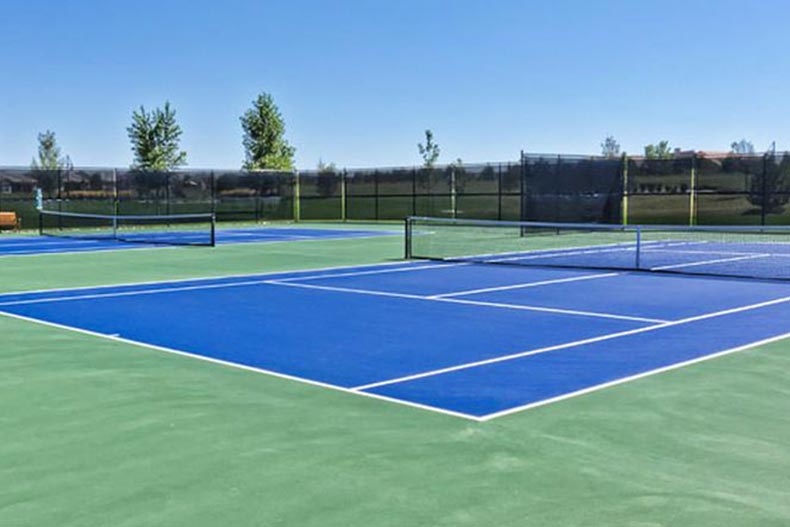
(351, 293, 790, 392)
(264, 280, 668, 324)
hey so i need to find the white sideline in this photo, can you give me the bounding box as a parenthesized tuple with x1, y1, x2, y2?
(352, 293, 790, 391)
(0, 309, 483, 422)
(0, 232, 398, 259)
(478, 331, 790, 421)
(274, 262, 467, 282)
(0, 261, 456, 306)
(265, 280, 668, 324)
(0, 264, 662, 323)
(0, 259, 427, 298)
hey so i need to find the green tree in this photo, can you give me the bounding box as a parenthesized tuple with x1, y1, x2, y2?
(240, 93, 295, 170)
(418, 130, 440, 168)
(317, 159, 337, 173)
(730, 139, 755, 155)
(644, 140, 672, 159)
(127, 102, 187, 170)
(600, 135, 621, 158)
(31, 130, 68, 170)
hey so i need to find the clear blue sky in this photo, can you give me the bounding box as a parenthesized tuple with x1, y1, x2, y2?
(1, 0, 788, 169)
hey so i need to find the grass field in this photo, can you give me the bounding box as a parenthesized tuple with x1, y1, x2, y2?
(2, 223, 790, 526)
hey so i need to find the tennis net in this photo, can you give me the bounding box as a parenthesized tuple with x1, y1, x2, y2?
(405, 216, 790, 281)
(39, 210, 216, 247)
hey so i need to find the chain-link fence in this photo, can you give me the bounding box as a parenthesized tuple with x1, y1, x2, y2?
(1, 153, 788, 230)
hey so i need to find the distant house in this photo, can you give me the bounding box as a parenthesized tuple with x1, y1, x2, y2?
(0, 172, 36, 194)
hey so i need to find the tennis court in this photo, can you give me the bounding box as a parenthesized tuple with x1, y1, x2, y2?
(3, 218, 790, 526)
(3, 220, 789, 420)
(0, 225, 395, 256)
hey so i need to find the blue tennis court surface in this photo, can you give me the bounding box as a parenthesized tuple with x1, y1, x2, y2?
(0, 227, 395, 256)
(2, 261, 788, 421)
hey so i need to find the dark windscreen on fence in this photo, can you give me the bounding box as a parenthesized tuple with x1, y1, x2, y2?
(625, 157, 693, 225)
(1, 153, 789, 231)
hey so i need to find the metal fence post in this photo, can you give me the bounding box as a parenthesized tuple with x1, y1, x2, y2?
(689, 153, 697, 226)
(519, 151, 526, 222)
(341, 169, 347, 222)
(761, 152, 769, 226)
(113, 169, 119, 216)
(411, 168, 417, 216)
(621, 154, 629, 225)
(450, 165, 457, 219)
(293, 170, 301, 222)
(497, 163, 503, 221)
(374, 170, 380, 221)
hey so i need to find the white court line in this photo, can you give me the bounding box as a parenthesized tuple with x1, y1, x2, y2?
(351, 293, 790, 391)
(0, 259, 427, 298)
(432, 240, 651, 262)
(0, 245, 179, 257)
(0, 279, 286, 307)
(643, 247, 790, 258)
(489, 245, 637, 263)
(429, 272, 619, 299)
(265, 280, 668, 324)
(0, 238, 112, 248)
(0, 309, 482, 422)
(274, 262, 468, 282)
(651, 253, 771, 271)
(0, 262, 454, 307)
(0, 232, 397, 259)
(478, 331, 790, 421)
(482, 240, 700, 262)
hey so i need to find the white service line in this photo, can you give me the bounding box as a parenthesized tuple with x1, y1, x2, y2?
(651, 253, 771, 271)
(429, 272, 619, 299)
(478, 331, 790, 421)
(0, 309, 482, 422)
(351, 293, 790, 391)
(265, 280, 667, 324)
